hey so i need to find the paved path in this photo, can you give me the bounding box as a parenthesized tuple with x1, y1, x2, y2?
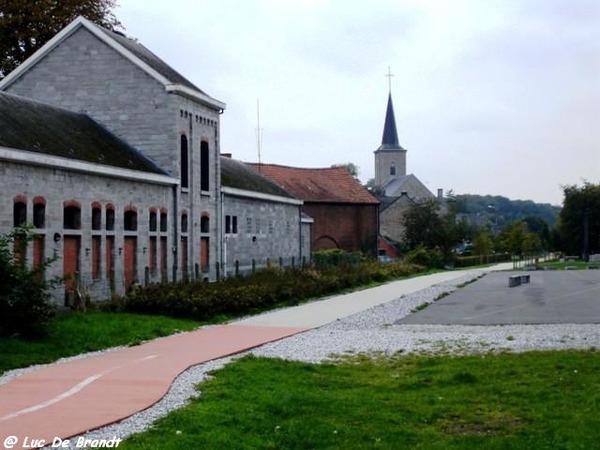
(398, 269, 600, 325)
(0, 265, 510, 449)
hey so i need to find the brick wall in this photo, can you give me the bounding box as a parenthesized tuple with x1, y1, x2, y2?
(302, 203, 378, 256)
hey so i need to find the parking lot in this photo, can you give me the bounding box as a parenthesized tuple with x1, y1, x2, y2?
(397, 270, 600, 325)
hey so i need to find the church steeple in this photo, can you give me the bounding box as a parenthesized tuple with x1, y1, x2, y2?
(378, 93, 404, 151)
(374, 69, 407, 189)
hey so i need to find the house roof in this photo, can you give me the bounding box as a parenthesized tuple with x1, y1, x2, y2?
(247, 163, 379, 204)
(0, 92, 166, 175)
(382, 173, 434, 198)
(220, 157, 295, 199)
(376, 92, 406, 153)
(0, 16, 225, 111)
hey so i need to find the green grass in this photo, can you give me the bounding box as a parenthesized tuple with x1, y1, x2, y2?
(538, 260, 595, 270)
(121, 351, 600, 450)
(0, 311, 200, 375)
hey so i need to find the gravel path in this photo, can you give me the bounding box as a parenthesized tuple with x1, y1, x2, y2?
(39, 271, 600, 447)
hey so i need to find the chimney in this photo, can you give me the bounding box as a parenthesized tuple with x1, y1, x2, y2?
(437, 188, 444, 200)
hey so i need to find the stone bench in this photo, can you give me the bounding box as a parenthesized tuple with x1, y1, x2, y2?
(509, 275, 530, 287)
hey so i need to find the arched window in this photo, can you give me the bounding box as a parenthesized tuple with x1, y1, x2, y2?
(13, 198, 27, 227)
(33, 197, 46, 229)
(63, 201, 81, 229)
(181, 212, 188, 233)
(91, 204, 102, 230)
(200, 140, 209, 191)
(160, 209, 167, 232)
(180, 135, 189, 189)
(200, 214, 209, 233)
(106, 205, 115, 231)
(124, 207, 138, 231)
(390, 162, 396, 176)
(149, 208, 157, 232)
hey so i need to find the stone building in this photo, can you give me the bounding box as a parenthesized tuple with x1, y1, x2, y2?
(0, 17, 307, 303)
(373, 90, 437, 248)
(248, 164, 379, 256)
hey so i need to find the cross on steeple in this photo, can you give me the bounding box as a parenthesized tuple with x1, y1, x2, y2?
(385, 67, 394, 92)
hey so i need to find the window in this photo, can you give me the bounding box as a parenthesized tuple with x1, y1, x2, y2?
(225, 215, 231, 234)
(246, 217, 252, 234)
(390, 162, 396, 176)
(13, 200, 27, 227)
(200, 215, 209, 233)
(92, 236, 101, 279)
(232, 216, 238, 234)
(106, 205, 115, 231)
(180, 135, 189, 189)
(181, 212, 188, 233)
(124, 209, 137, 231)
(160, 210, 167, 232)
(149, 236, 157, 273)
(63, 202, 81, 229)
(33, 197, 45, 229)
(255, 218, 261, 234)
(200, 141, 209, 191)
(92, 205, 102, 230)
(149, 209, 157, 232)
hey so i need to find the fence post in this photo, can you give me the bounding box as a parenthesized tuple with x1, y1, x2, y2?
(279, 256, 283, 268)
(235, 260, 239, 276)
(291, 256, 295, 268)
(252, 259, 256, 273)
(267, 257, 271, 268)
(144, 266, 150, 286)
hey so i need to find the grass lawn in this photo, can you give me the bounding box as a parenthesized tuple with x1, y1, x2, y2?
(538, 260, 597, 270)
(0, 311, 201, 375)
(121, 351, 600, 450)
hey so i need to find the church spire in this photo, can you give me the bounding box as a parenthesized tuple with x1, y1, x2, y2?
(380, 93, 401, 149)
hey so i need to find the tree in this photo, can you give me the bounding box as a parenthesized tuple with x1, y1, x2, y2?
(474, 230, 493, 263)
(0, 226, 59, 338)
(402, 198, 459, 259)
(558, 182, 600, 258)
(0, 0, 122, 79)
(331, 162, 359, 179)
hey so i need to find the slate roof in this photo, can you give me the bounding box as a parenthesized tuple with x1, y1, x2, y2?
(98, 28, 205, 95)
(247, 163, 379, 204)
(0, 92, 166, 174)
(220, 157, 295, 199)
(376, 92, 406, 152)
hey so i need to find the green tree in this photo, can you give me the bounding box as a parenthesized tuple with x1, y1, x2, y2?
(0, 0, 121, 79)
(402, 198, 459, 261)
(558, 182, 600, 257)
(474, 230, 493, 263)
(331, 162, 359, 179)
(0, 226, 59, 338)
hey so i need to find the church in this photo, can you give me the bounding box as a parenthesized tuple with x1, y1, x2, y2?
(0, 16, 310, 303)
(373, 87, 439, 249)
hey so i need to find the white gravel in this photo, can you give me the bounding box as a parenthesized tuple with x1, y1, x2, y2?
(33, 271, 600, 447)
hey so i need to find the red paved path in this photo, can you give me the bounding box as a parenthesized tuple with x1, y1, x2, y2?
(0, 324, 306, 449)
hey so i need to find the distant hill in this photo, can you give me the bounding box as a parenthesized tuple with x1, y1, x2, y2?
(450, 194, 561, 227)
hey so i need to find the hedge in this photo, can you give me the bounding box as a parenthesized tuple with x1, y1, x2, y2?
(121, 261, 425, 321)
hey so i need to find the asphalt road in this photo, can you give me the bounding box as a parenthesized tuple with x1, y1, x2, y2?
(397, 270, 600, 325)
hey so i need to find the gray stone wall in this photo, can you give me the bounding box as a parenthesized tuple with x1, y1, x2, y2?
(222, 194, 302, 275)
(374, 149, 406, 188)
(379, 196, 414, 243)
(0, 159, 176, 303)
(4, 27, 179, 176)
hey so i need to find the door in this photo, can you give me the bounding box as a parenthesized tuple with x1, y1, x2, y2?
(200, 237, 209, 272)
(124, 237, 137, 291)
(63, 236, 80, 305)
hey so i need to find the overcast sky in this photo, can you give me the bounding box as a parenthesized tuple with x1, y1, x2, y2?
(115, 0, 599, 206)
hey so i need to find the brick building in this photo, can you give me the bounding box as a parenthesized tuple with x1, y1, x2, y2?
(248, 164, 379, 256)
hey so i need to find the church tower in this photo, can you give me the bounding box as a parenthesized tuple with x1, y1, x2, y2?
(374, 83, 407, 189)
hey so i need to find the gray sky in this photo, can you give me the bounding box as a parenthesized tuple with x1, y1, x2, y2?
(116, 0, 599, 206)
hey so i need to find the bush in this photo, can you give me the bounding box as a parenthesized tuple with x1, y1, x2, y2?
(404, 246, 445, 269)
(121, 262, 426, 321)
(0, 226, 59, 338)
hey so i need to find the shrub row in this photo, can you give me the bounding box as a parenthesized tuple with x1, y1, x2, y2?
(454, 252, 512, 268)
(121, 261, 425, 321)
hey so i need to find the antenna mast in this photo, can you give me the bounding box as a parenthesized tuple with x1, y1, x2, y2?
(256, 99, 263, 171)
